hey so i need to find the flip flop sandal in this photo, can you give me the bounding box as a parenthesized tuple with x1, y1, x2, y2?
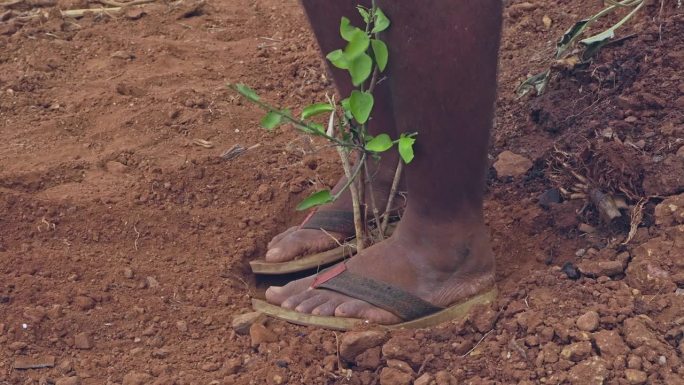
(251, 263, 497, 330)
(250, 210, 396, 275)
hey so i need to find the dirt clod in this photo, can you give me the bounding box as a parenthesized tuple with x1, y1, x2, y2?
(624, 369, 648, 385)
(576, 310, 600, 332)
(493, 151, 533, 178)
(339, 330, 388, 362)
(73, 332, 92, 350)
(55, 377, 80, 385)
(379, 367, 413, 385)
(122, 371, 153, 385)
(249, 323, 278, 347)
(231, 312, 265, 335)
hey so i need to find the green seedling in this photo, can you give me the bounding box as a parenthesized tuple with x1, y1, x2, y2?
(229, 4, 415, 250)
(517, 0, 645, 97)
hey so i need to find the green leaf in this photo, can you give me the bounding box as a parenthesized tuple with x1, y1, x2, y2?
(296, 189, 334, 211)
(516, 70, 551, 97)
(261, 111, 282, 130)
(357, 6, 371, 23)
(555, 18, 591, 58)
(344, 30, 370, 60)
(371, 39, 388, 71)
(340, 17, 356, 41)
(349, 53, 372, 86)
(398, 135, 416, 163)
(372, 8, 390, 33)
(301, 103, 334, 119)
(235, 83, 260, 101)
(349, 90, 374, 124)
(326, 49, 350, 70)
(340, 97, 351, 112)
(365, 134, 393, 153)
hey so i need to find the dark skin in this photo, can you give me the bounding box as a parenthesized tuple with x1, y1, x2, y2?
(266, 0, 503, 324)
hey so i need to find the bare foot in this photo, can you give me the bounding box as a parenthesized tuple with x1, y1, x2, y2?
(265, 216, 495, 324)
(265, 170, 401, 263)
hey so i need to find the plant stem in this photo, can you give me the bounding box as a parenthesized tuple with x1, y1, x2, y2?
(364, 160, 383, 241)
(337, 147, 366, 251)
(380, 159, 403, 236)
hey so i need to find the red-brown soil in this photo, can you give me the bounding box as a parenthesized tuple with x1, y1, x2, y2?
(1, 1, 683, 384)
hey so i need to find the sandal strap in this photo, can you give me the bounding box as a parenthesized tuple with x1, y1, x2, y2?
(312, 264, 444, 321)
(300, 210, 356, 235)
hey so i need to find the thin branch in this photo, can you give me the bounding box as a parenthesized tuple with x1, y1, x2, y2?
(380, 159, 403, 235)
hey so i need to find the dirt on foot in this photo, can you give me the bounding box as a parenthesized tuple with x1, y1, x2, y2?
(1, 0, 683, 384)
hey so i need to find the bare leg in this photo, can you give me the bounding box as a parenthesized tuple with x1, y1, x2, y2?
(266, 0, 401, 262)
(266, 0, 502, 324)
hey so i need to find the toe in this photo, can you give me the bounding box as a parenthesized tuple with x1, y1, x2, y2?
(334, 299, 402, 325)
(281, 289, 317, 310)
(295, 295, 329, 313)
(267, 227, 297, 249)
(265, 276, 315, 305)
(311, 298, 344, 316)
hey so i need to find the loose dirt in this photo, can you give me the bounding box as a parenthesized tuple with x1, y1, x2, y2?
(1, 0, 683, 384)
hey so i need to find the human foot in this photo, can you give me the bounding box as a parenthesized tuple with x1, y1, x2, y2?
(265, 170, 402, 263)
(264, 217, 495, 324)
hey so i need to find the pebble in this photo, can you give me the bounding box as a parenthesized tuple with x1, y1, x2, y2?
(560, 341, 592, 362)
(123, 268, 134, 279)
(122, 371, 152, 385)
(593, 330, 629, 357)
(538, 188, 562, 209)
(493, 151, 533, 178)
(146, 276, 160, 288)
(201, 362, 220, 372)
(73, 332, 92, 350)
(55, 377, 81, 385)
(339, 330, 388, 362)
(355, 347, 382, 370)
(561, 262, 581, 280)
(414, 373, 434, 385)
(379, 367, 412, 385)
(567, 357, 608, 385)
(624, 369, 647, 385)
(249, 323, 278, 347)
(175, 320, 188, 332)
(231, 312, 265, 335)
(386, 359, 415, 375)
(576, 310, 600, 332)
(73, 296, 95, 311)
(577, 260, 625, 277)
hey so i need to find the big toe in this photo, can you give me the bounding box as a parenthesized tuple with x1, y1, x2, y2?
(265, 276, 315, 305)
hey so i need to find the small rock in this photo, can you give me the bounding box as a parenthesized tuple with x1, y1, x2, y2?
(110, 51, 135, 60)
(123, 268, 134, 279)
(379, 367, 412, 385)
(623, 317, 660, 349)
(382, 336, 423, 367)
(73, 333, 92, 350)
(627, 355, 642, 370)
(175, 320, 188, 332)
(231, 312, 265, 335)
(577, 260, 625, 277)
(593, 330, 629, 357)
(434, 370, 457, 385)
(57, 359, 73, 374)
(146, 276, 159, 288)
(386, 359, 415, 375)
(122, 371, 152, 385)
(470, 306, 497, 333)
(578, 223, 596, 233)
(201, 362, 220, 372)
(562, 262, 581, 280)
(225, 358, 242, 375)
(538, 188, 562, 209)
(105, 160, 128, 173)
(576, 311, 600, 332)
(415, 373, 434, 385)
(9, 341, 27, 350)
(355, 346, 382, 370)
(249, 323, 278, 347)
(493, 151, 533, 178)
(124, 8, 146, 20)
(677, 146, 684, 159)
(567, 357, 608, 385)
(542, 15, 552, 29)
(73, 296, 95, 311)
(654, 192, 684, 227)
(339, 330, 388, 362)
(151, 348, 169, 359)
(624, 369, 647, 385)
(14, 356, 56, 370)
(55, 377, 80, 385)
(561, 341, 593, 362)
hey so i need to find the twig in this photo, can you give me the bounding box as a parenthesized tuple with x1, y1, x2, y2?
(93, 0, 155, 6)
(623, 198, 646, 244)
(133, 225, 140, 250)
(461, 330, 492, 358)
(380, 159, 402, 235)
(61, 7, 122, 18)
